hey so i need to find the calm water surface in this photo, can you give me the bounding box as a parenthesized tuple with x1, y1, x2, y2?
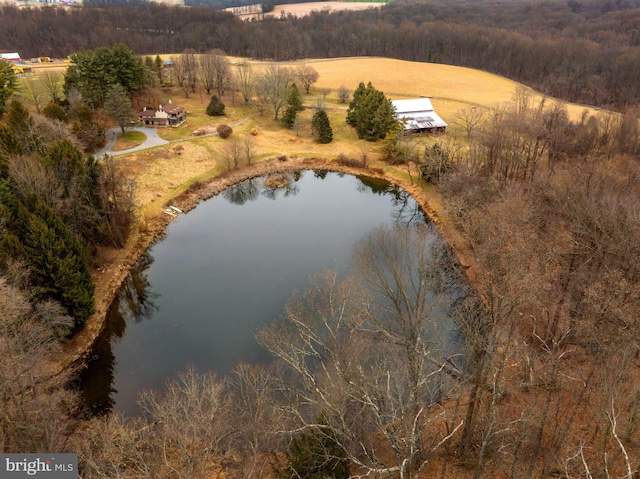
(80, 171, 442, 416)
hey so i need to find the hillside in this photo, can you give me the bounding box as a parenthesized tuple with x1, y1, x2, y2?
(1, 42, 638, 478)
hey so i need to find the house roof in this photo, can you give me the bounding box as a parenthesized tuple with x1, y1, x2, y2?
(0, 53, 21, 61)
(392, 98, 436, 114)
(162, 104, 184, 115)
(391, 98, 448, 129)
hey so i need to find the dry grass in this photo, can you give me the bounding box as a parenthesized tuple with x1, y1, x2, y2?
(112, 130, 146, 151)
(121, 56, 601, 216)
(244, 57, 598, 123)
(268, 1, 384, 18)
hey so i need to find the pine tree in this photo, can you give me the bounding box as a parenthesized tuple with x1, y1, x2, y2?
(104, 83, 136, 134)
(0, 59, 17, 116)
(345, 81, 367, 127)
(6, 99, 41, 154)
(346, 82, 399, 141)
(272, 419, 349, 479)
(154, 55, 164, 84)
(311, 109, 333, 144)
(206, 95, 226, 116)
(282, 83, 303, 129)
(17, 195, 95, 327)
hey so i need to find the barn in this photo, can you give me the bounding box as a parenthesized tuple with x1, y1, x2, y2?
(392, 98, 447, 133)
(1, 52, 32, 75)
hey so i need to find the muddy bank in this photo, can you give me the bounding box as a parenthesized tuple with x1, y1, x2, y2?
(47, 156, 478, 379)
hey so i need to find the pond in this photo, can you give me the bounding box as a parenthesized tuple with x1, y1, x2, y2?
(79, 170, 460, 416)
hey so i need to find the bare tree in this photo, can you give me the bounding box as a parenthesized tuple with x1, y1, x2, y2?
(221, 136, 243, 170)
(173, 51, 198, 98)
(39, 71, 64, 105)
(74, 413, 152, 479)
(255, 65, 292, 120)
(227, 363, 287, 479)
(337, 85, 351, 103)
(243, 135, 255, 165)
(294, 63, 319, 94)
(258, 224, 464, 479)
(210, 49, 232, 98)
(0, 271, 77, 453)
(236, 61, 254, 105)
(198, 53, 217, 95)
(453, 106, 486, 137)
(18, 76, 47, 113)
(138, 367, 233, 479)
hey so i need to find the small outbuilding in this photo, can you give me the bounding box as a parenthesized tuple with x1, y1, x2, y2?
(139, 101, 186, 127)
(1, 52, 32, 75)
(392, 98, 447, 133)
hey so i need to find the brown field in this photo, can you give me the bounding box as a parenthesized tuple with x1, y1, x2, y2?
(240, 57, 598, 123)
(268, 1, 383, 17)
(113, 56, 602, 226)
(231, 1, 384, 20)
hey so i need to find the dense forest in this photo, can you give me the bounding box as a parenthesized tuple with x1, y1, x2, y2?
(2, 0, 640, 108)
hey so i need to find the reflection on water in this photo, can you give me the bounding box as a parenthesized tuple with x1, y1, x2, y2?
(356, 175, 426, 226)
(77, 252, 157, 416)
(79, 170, 444, 416)
(222, 178, 260, 205)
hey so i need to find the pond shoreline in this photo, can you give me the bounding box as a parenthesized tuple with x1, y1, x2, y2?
(47, 156, 478, 381)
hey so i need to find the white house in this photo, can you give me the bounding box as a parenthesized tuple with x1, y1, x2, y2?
(139, 101, 186, 127)
(392, 98, 447, 133)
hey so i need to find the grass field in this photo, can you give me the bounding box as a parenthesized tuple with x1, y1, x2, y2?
(115, 56, 602, 209)
(112, 130, 146, 151)
(234, 57, 597, 127)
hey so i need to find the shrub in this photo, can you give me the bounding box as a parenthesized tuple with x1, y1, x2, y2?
(216, 124, 233, 139)
(420, 142, 454, 183)
(337, 85, 351, 103)
(311, 109, 333, 144)
(206, 95, 225, 116)
(42, 103, 68, 122)
(336, 153, 361, 168)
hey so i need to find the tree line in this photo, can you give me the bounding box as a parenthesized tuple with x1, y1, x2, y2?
(0, 92, 136, 329)
(374, 86, 640, 476)
(2, 0, 640, 108)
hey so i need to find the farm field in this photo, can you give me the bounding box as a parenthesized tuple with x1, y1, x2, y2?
(229, 1, 385, 19)
(118, 56, 601, 209)
(227, 56, 598, 128)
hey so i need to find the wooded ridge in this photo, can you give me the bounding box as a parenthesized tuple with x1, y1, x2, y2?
(2, 0, 640, 109)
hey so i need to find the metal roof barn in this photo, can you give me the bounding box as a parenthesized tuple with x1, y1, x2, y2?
(392, 98, 448, 132)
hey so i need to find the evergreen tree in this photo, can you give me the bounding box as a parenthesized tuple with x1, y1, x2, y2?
(0, 59, 17, 116)
(104, 83, 137, 134)
(281, 83, 303, 129)
(345, 81, 367, 127)
(206, 94, 226, 116)
(42, 102, 68, 122)
(272, 419, 349, 479)
(311, 109, 333, 144)
(0, 185, 95, 327)
(6, 99, 41, 154)
(346, 82, 399, 141)
(154, 55, 164, 84)
(64, 44, 146, 108)
(21, 195, 95, 327)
